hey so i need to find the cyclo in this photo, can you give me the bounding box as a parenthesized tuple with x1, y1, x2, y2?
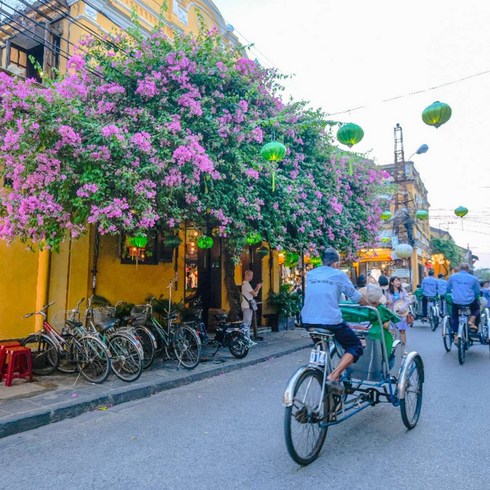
(283, 304, 424, 466)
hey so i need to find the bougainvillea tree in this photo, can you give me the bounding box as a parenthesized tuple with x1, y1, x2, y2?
(0, 25, 387, 317)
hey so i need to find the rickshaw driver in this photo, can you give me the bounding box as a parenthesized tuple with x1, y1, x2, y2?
(446, 263, 481, 342)
(301, 248, 366, 393)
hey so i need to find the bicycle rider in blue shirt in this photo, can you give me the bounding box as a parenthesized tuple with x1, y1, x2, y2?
(446, 263, 481, 342)
(437, 273, 448, 317)
(421, 269, 438, 319)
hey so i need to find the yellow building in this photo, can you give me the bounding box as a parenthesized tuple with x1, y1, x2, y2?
(0, 0, 249, 339)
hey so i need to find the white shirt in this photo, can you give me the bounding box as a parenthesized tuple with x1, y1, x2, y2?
(241, 281, 254, 309)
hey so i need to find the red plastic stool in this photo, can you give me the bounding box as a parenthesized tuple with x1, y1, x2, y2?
(0, 341, 22, 382)
(3, 346, 33, 386)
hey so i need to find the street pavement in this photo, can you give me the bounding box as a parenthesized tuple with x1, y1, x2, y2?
(0, 328, 311, 438)
(1, 317, 489, 489)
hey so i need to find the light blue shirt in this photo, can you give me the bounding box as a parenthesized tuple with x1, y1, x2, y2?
(301, 266, 362, 325)
(421, 276, 438, 297)
(446, 271, 480, 305)
(437, 278, 448, 296)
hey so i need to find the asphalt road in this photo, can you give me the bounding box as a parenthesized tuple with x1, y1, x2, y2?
(1, 319, 489, 490)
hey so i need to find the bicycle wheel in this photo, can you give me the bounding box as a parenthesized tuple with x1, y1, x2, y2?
(442, 316, 452, 352)
(57, 334, 77, 373)
(429, 307, 439, 332)
(284, 368, 329, 466)
(108, 333, 143, 382)
(134, 326, 157, 370)
(400, 355, 424, 429)
(228, 331, 249, 359)
(147, 323, 166, 357)
(457, 324, 466, 365)
(74, 336, 111, 383)
(172, 325, 201, 369)
(22, 334, 59, 375)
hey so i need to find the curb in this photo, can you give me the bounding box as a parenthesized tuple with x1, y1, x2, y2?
(0, 341, 310, 439)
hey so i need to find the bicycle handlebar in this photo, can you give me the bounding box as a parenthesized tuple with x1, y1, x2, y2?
(23, 301, 55, 319)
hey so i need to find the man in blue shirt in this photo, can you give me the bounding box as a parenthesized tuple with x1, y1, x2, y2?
(421, 269, 438, 319)
(446, 263, 481, 341)
(437, 273, 448, 317)
(301, 248, 365, 393)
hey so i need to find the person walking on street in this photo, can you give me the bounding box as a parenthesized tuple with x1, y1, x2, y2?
(437, 273, 448, 317)
(301, 248, 366, 393)
(385, 276, 410, 347)
(421, 269, 438, 319)
(241, 270, 262, 342)
(446, 263, 481, 342)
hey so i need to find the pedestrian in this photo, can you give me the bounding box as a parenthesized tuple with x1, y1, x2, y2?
(241, 270, 262, 342)
(356, 274, 367, 289)
(446, 263, 481, 342)
(378, 274, 389, 296)
(301, 248, 366, 393)
(385, 276, 410, 347)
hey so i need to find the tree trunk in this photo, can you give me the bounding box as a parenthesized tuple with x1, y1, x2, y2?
(223, 242, 241, 321)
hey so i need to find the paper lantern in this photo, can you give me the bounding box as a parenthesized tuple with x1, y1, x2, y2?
(260, 141, 287, 162)
(415, 209, 429, 220)
(246, 232, 262, 246)
(309, 256, 322, 266)
(380, 210, 392, 221)
(285, 251, 299, 268)
(395, 243, 413, 259)
(454, 206, 468, 218)
(129, 234, 148, 248)
(197, 235, 214, 249)
(422, 101, 452, 128)
(336, 123, 364, 147)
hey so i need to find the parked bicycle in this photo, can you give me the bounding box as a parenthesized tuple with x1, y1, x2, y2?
(132, 295, 202, 370)
(21, 300, 112, 383)
(85, 297, 144, 382)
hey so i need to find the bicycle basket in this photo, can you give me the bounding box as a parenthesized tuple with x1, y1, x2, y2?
(91, 306, 117, 324)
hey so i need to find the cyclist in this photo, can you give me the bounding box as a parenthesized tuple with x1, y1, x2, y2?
(421, 269, 438, 320)
(301, 247, 366, 393)
(437, 273, 448, 317)
(446, 263, 481, 342)
(480, 281, 490, 306)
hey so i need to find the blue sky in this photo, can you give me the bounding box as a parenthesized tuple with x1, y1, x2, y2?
(213, 0, 490, 268)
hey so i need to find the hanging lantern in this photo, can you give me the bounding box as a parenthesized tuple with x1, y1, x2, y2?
(197, 235, 214, 249)
(309, 256, 322, 267)
(246, 232, 262, 246)
(336, 123, 364, 148)
(285, 251, 299, 268)
(128, 246, 140, 257)
(454, 206, 468, 218)
(380, 210, 392, 221)
(129, 233, 148, 248)
(415, 209, 429, 220)
(380, 237, 391, 243)
(260, 141, 287, 192)
(260, 141, 287, 162)
(256, 245, 269, 258)
(422, 101, 452, 128)
(395, 243, 413, 259)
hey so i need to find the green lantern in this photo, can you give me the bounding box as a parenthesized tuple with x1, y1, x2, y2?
(246, 232, 262, 246)
(380, 210, 392, 221)
(260, 141, 287, 192)
(256, 245, 269, 258)
(380, 237, 391, 243)
(285, 251, 299, 268)
(309, 256, 322, 267)
(422, 101, 452, 128)
(260, 141, 287, 162)
(336, 123, 364, 148)
(197, 235, 214, 249)
(454, 206, 468, 218)
(415, 209, 429, 220)
(129, 233, 148, 248)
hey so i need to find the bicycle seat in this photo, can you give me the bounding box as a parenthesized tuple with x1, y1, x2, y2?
(458, 307, 472, 316)
(96, 319, 118, 331)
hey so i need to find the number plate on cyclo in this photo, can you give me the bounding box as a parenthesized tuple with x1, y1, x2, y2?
(309, 349, 326, 366)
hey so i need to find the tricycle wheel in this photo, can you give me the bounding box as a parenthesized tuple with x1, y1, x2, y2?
(400, 355, 424, 429)
(284, 369, 329, 465)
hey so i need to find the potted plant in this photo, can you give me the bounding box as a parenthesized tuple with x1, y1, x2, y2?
(268, 284, 302, 331)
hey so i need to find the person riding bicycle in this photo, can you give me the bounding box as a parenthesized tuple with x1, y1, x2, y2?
(301, 248, 366, 393)
(446, 263, 481, 342)
(421, 269, 438, 320)
(437, 273, 448, 317)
